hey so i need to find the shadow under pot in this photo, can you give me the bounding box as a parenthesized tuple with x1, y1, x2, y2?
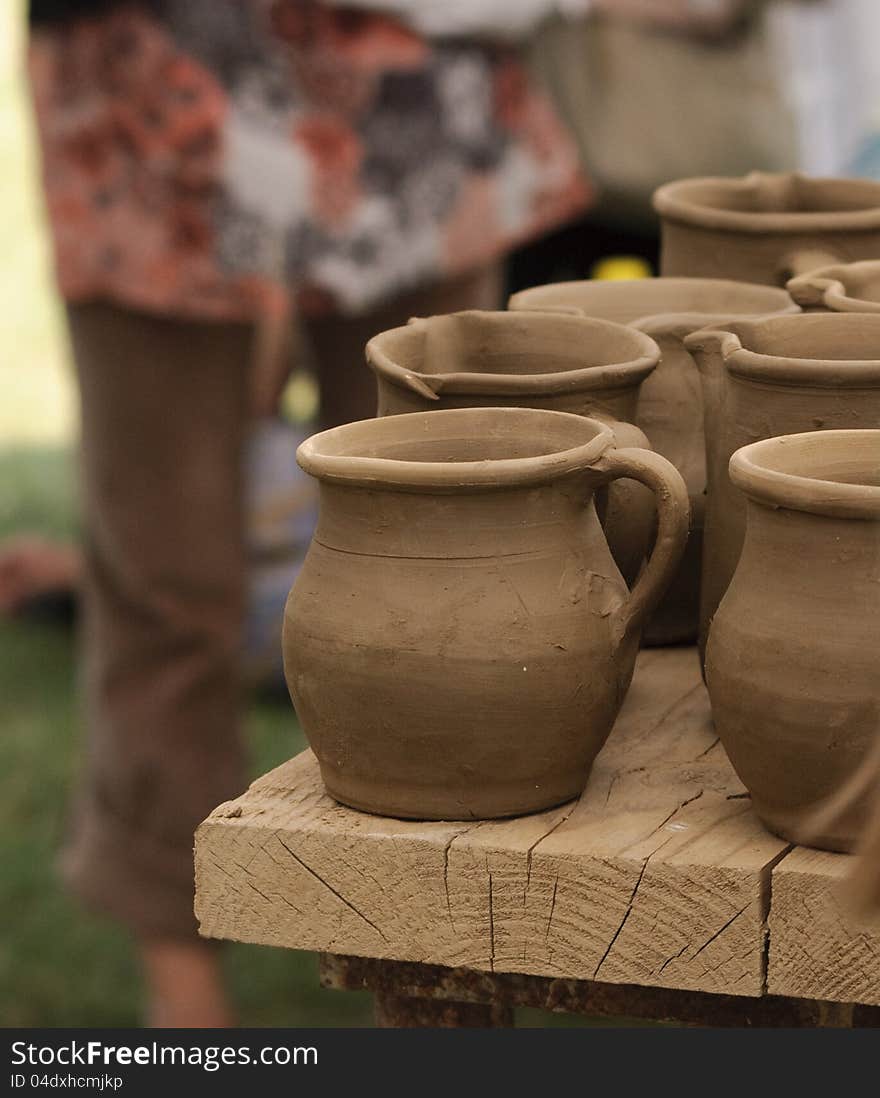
(788, 259, 880, 314)
(685, 313, 880, 668)
(508, 277, 797, 644)
(706, 429, 880, 852)
(283, 407, 689, 820)
(654, 171, 880, 286)
(366, 309, 661, 587)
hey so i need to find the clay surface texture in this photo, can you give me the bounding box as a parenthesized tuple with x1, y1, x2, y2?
(706, 430, 880, 851)
(655, 171, 880, 285)
(509, 277, 797, 643)
(283, 407, 688, 820)
(367, 309, 661, 585)
(686, 312, 880, 661)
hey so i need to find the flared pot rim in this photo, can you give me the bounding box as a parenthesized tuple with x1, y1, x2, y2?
(296, 406, 616, 491)
(654, 172, 880, 234)
(730, 429, 880, 519)
(509, 276, 798, 331)
(365, 309, 659, 398)
(685, 313, 880, 387)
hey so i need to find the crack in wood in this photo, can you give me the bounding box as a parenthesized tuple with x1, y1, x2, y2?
(488, 870, 496, 973)
(657, 941, 690, 975)
(275, 832, 389, 943)
(690, 904, 750, 961)
(545, 876, 560, 942)
(524, 804, 577, 904)
(593, 856, 650, 980)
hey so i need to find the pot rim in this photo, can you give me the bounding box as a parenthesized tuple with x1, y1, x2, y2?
(296, 406, 616, 491)
(365, 309, 659, 398)
(787, 260, 880, 314)
(684, 314, 880, 387)
(653, 172, 880, 234)
(509, 276, 798, 332)
(730, 430, 880, 519)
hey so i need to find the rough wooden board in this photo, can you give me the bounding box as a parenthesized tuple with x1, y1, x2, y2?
(195, 648, 788, 996)
(768, 847, 880, 1006)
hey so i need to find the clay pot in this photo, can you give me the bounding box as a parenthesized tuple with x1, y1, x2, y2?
(283, 407, 689, 820)
(686, 313, 880, 665)
(509, 278, 797, 644)
(654, 171, 880, 286)
(706, 429, 880, 851)
(367, 309, 661, 586)
(788, 260, 880, 314)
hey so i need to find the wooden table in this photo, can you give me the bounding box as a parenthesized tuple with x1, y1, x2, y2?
(195, 648, 880, 1026)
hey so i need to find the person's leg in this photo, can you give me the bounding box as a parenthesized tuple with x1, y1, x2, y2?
(306, 265, 504, 430)
(63, 301, 253, 1026)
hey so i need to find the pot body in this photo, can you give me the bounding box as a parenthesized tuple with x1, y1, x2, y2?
(509, 278, 796, 643)
(690, 315, 880, 664)
(706, 501, 879, 851)
(655, 173, 880, 286)
(285, 476, 638, 819)
(702, 376, 880, 661)
(370, 311, 660, 587)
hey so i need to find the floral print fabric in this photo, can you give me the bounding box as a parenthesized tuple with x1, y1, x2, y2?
(29, 1, 590, 319)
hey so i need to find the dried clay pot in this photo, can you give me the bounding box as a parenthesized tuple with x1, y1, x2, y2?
(706, 430, 880, 851)
(654, 171, 880, 286)
(686, 313, 880, 665)
(508, 277, 797, 644)
(367, 309, 661, 586)
(283, 407, 689, 820)
(788, 260, 880, 314)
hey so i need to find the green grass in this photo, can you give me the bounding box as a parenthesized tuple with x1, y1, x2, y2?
(0, 446, 373, 1027)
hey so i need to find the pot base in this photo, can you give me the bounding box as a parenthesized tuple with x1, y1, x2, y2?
(752, 804, 859, 855)
(321, 770, 583, 822)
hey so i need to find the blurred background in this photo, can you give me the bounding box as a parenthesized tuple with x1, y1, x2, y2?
(2, 0, 880, 1027)
(0, 0, 372, 1027)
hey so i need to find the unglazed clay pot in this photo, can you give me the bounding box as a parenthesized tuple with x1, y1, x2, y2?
(508, 278, 797, 643)
(654, 172, 880, 286)
(788, 260, 880, 314)
(686, 313, 880, 664)
(367, 309, 661, 586)
(706, 430, 880, 851)
(283, 407, 689, 820)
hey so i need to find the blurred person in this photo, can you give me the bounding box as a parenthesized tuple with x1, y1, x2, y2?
(23, 0, 590, 1025)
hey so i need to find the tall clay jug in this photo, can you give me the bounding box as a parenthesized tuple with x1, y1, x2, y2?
(508, 277, 797, 643)
(367, 309, 661, 585)
(283, 407, 689, 820)
(788, 259, 880, 314)
(706, 430, 880, 851)
(654, 172, 880, 285)
(686, 313, 880, 663)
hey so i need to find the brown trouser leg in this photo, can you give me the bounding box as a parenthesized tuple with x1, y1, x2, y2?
(60, 266, 500, 939)
(62, 302, 253, 940)
(306, 265, 503, 429)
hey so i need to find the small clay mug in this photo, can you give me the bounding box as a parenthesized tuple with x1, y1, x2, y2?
(788, 260, 880, 314)
(685, 313, 880, 666)
(509, 277, 798, 643)
(706, 429, 880, 851)
(654, 171, 880, 286)
(367, 309, 661, 586)
(284, 407, 689, 820)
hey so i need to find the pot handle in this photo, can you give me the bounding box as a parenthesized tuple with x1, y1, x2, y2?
(587, 447, 690, 646)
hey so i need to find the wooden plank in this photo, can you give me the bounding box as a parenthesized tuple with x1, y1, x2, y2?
(768, 847, 880, 1006)
(195, 648, 788, 997)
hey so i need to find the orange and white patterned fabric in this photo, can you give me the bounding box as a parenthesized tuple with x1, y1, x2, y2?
(28, 0, 590, 320)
